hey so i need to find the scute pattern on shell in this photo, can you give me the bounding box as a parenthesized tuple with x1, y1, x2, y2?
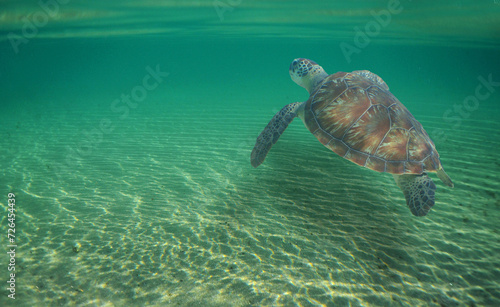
(304, 71, 442, 174)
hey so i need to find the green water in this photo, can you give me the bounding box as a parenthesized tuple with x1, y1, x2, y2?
(1, 1, 499, 306)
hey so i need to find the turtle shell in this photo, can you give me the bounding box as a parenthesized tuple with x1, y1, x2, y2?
(303, 71, 442, 175)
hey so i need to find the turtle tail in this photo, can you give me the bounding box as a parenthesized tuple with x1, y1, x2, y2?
(436, 167, 454, 188)
(251, 102, 301, 168)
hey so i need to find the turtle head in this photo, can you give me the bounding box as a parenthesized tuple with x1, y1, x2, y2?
(289, 58, 328, 94)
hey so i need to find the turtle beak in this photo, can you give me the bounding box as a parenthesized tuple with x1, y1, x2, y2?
(289, 58, 304, 73)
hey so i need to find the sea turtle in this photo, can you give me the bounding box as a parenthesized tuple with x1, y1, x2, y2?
(251, 58, 454, 216)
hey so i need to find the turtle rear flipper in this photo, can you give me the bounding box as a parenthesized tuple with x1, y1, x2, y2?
(393, 173, 436, 216)
(251, 102, 301, 168)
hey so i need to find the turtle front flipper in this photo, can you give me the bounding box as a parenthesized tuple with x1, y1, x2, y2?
(251, 102, 301, 168)
(393, 173, 436, 216)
